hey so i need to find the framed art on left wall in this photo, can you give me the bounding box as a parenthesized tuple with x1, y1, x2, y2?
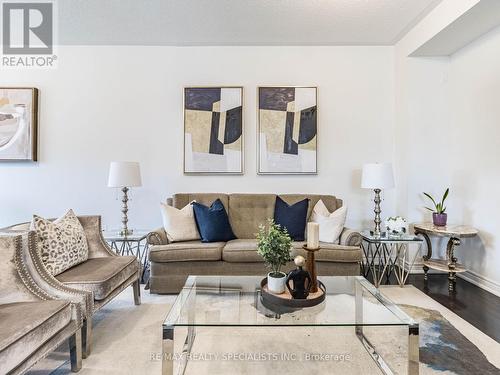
(184, 86, 243, 174)
(0, 87, 39, 161)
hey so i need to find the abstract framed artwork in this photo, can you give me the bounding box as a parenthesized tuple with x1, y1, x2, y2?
(184, 86, 243, 174)
(258, 86, 317, 174)
(0, 87, 38, 161)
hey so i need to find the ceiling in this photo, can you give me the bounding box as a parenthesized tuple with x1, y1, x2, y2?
(58, 0, 443, 46)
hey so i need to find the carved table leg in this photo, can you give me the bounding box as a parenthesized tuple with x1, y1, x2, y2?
(415, 230, 432, 261)
(415, 230, 432, 282)
(423, 265, 429, 281)
(448, 272, 457, 292)
(446, 237, 461, 292)
(446, 237, 460, 270)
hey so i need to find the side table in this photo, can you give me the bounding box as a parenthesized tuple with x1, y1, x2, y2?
(413, 223, 478, 292)
(361, 232, 423, 288)
(102, 230, 150, 284)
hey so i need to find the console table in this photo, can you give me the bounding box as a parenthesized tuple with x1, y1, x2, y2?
(413, 223, 478, 292)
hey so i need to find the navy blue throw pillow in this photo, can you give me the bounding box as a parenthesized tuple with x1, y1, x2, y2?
(192, 199, 236, 243)
(273, 196, 309, 241)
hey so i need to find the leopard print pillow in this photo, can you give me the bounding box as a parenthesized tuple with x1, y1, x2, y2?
(31, 209, 89, 276)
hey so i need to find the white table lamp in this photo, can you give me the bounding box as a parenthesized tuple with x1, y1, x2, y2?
(108, 161, 142, 236)
(361, 163, 395, 237)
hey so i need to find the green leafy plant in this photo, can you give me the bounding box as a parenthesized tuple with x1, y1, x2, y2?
(423, 188, 449, 214)
(256, 219, 292, 277)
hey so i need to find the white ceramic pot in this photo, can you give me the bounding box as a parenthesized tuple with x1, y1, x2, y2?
(267, 272, 287, 294)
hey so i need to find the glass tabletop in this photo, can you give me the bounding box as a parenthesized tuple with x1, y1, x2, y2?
(362, 231, 423, 243)
(102, 230, 149, 241)
(163, 275, 416, 328)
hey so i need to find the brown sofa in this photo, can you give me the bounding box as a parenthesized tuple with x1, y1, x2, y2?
(147, 193, 362, 294)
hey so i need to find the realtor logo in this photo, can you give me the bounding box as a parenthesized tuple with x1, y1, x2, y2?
(1, 1, 57, 67)
(2, 2, 53, 54)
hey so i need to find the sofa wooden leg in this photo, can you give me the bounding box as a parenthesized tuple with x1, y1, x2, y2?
(82, 318, 92, 358)
(70, 330, 82, 372)
(133, 279, 141, 305)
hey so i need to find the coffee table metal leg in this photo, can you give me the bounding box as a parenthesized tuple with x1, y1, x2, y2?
(162, 327, 174, 375)
(355, 279, 396, 375)
(408, 324, 420, 374)
(355, 278, 363, 336)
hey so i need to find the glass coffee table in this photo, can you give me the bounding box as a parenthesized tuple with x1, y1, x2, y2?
(162, 276, 419, 375)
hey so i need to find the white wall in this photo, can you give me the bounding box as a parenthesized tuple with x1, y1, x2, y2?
(0, 46, 396, 231)
(396, 20, 500, 294)
(442, 27, 500, 293)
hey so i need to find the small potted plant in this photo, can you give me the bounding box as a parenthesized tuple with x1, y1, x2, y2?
(257, 219, 292, 294)
(423, 188, 449, 227)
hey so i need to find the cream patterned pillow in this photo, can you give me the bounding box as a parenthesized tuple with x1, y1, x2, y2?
(31, 209, 89, 276)
(310, 200, 347, 244)
(160, 201, 200, 242)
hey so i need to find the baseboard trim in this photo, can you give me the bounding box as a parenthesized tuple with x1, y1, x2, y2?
(458, 270, 500, 298)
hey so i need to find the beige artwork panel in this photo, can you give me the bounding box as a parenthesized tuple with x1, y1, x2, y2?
(259, 109, 287, 154)
(185, 109, 212, 153)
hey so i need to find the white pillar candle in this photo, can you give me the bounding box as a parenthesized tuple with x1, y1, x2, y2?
(307, 222, 320, 249)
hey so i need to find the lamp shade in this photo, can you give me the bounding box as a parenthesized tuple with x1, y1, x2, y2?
(361, 163, 395, 189)
(108, 161, 142, 188)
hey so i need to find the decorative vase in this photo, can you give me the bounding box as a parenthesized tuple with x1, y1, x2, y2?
(267, 272, 287, 294)
(385, 216, 408, 238)
(433, 213, 448, 227)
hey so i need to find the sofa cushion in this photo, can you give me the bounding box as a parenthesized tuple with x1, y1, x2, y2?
(321, 243, 362, 262)
(193, 199, 236, 242)
(223, 239, 361, 263)
(31, 209, 89, 276)
(56, 256, 139, 301)
(223, 240, 304, 263)
(311, 200, 347, 243)
(222, 239, 262, 262)
(173, 193, 229, 211)
(229, 194, 276, 239)
(274, 196, 309, 241)
(160, 201, 200, 242)
(0, 301, 71, 374)
(149, 241, 224, 263)
(279, 194, 340, 221)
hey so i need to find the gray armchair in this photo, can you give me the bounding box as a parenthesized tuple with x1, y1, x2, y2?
(4, 215, 141, 358)
(0, 232, 83, 374)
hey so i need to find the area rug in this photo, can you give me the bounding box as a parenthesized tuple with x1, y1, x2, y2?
(28, 285, 500, 375)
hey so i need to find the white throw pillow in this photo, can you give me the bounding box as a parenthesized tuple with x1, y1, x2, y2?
(310, 200, 347, 243)
(31, 209, 89, 276)
(160, 201, 200, 242)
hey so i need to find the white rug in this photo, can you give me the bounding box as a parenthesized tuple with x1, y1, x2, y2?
(28, 284, 500, 375)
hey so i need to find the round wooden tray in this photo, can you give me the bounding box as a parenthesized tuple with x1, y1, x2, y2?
(260, 278, 326, 309)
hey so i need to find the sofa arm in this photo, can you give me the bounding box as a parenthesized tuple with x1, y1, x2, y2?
(147, 227, 169, 246)
(78, 215, 117, 258)
(24, 231, 94, 317)
(339, 227, 362, 247)
(4, 232, 85, 325)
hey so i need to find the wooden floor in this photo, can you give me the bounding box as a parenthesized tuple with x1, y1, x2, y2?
(382, 273, 500, 343)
